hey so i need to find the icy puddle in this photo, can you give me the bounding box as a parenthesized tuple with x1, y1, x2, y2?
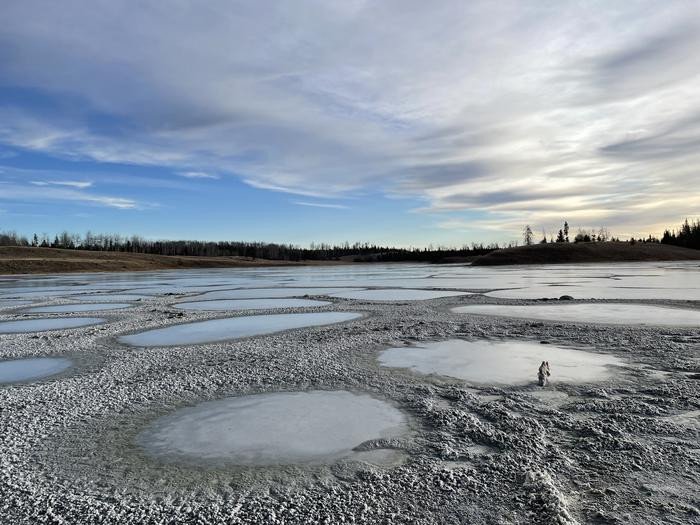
(378, 339, 623, 384)
(119, 312, 362, 346)
(0, 299, 32, 309)
(0, 317, 104, 333)
(26, 303, 132, 313)
(195, 288, 364, 300)
(175, 298, 331, 311)
(452, 304, 700, 327)
(75, 294, 149, 302)
(0, 357, 72, 384)
(331, 289, 471, 301)
(138, 390, 408, 466)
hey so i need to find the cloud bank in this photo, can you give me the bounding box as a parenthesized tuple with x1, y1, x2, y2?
(1, 1, 699, 236)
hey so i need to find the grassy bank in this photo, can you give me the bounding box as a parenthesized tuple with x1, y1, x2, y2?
(471, 241, 700, 266)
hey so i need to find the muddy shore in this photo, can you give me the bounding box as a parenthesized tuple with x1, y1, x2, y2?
(1, 292, 699, 524)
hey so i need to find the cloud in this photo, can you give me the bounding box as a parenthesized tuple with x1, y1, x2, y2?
(30, 180, 93, 189)
(0, 168, 139, 209)
(177, 171, 220, 179)
(293, 201, 349, 209)
(0, 1, 699, 236)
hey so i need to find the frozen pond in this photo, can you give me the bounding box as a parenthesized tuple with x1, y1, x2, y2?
(0, 317, 104, 333)
(120, 312, 362, 346)
(138, 390, 408, 466)
(26, 303, 132, 313)
(0, 299, 32, 309)
(0, 357, 72, 384)
(378, 339, 623, 384)
(195, 288, 364, 300)
(75, 294, 150, 302)
(2, 261, 699, 302)
(330, 289, 471, 301)
(452, 304, 700, 327)
(175, 298, 331, 311)
(486, 285, 700, 301)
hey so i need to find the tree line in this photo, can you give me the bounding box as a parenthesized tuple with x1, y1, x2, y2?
(0, 230, 497, 262)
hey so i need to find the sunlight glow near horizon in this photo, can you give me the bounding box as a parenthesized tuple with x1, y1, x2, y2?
(1, 1, 699, 245)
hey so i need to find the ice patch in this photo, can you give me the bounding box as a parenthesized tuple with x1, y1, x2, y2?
(330, 289, 471, 301)
(175, 298, 331, 311)
(26, 303, 132, 313)
(138, 390, 408, 466)
(453, 303, 700, 327)
(119, 312, 362, 346)
(0, 317, 104, 333)
(378, 339, 623, 385)
(0, 357, 72, 383)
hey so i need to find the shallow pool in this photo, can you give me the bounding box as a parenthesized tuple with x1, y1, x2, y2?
(175, 298, 331, 311)
(138, 390, 408, 466)
(119, 312, 362, 346)
(452, 303, 700, 327)
(0, 317, 104, 333)
(0, 357, 72, 383)
(378, 339, 623, 384)
(26, 303, 132, 313)
(331, 289, 471, 301)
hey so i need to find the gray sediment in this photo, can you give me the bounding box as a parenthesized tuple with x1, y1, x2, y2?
(1, 293, 699, 523)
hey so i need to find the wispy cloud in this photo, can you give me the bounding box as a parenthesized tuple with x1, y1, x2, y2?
(30, 180, 93, 189)
(0, 2, 698, 237)
(293, 201, 349, 209)
(177, 171, 220, 179)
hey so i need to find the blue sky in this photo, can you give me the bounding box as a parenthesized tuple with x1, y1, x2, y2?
(1, 1, 699, 246)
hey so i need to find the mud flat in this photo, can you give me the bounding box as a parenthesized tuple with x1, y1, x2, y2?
(0, 285, 699, 523)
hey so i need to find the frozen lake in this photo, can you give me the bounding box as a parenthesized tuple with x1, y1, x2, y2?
(0, 357, 72, 384)
(175, 298, 331, 311)
(452, 304, 700, 327)
(138, 390, 408, 466)
(378, 339, 623, 385)
(1, 261, 698, 301)
(0, 317, 104, 333)
(119, 312, 362, 346)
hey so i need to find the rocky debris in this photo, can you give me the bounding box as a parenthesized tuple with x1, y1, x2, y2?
(0, 291, 698, 523)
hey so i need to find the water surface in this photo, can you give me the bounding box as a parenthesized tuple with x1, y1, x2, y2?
(138, 390, 408, 465)
(331, 289, 471, 301)
(27, 303, 132, 313)
(175, 298, 331, 311)
(452, 304, 700, 327)
(0, 357, 72, 384)
(0, 317, 104, 333)
(378, 339, 623, 384)
(120, 312, 362, 346)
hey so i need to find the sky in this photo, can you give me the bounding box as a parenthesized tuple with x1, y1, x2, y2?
(1, 1, 699, 247)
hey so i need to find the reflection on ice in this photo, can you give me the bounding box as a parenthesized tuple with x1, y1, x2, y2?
(27, 303, 132, 313)
(330, 289, 471, 301)
(378, 339, 623, 384)
(0, 317, 104, 333)
(0, 357, 72, 384)
(119, 312, 362, 346)
(452, 304, 700, 327)
(138, 390, 408, 466)
(175, 298, 331, 311)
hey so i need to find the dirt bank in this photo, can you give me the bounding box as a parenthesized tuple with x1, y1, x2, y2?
(0, 246, 336, 275)
(472, 241, 700, 266)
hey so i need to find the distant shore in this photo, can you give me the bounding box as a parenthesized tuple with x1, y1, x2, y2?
(471, 241, 700, 266)
(2, 242, 700, 275)
(0, 246, 344, 275)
